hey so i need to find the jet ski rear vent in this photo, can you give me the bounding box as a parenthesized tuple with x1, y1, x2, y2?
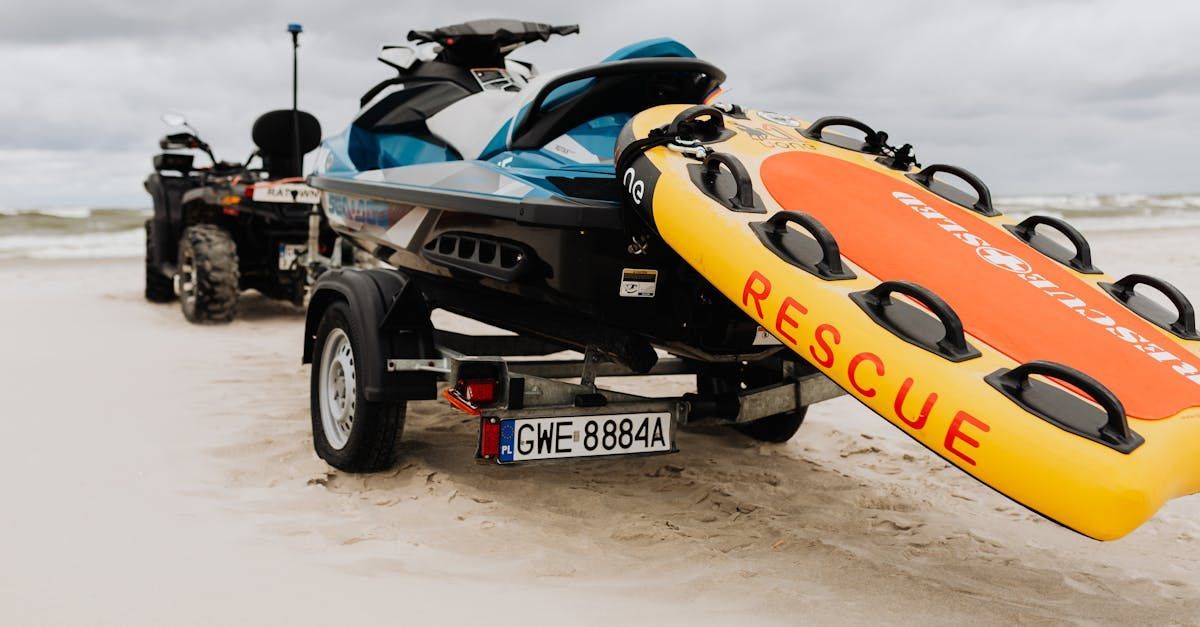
(421, 232, 539, 283)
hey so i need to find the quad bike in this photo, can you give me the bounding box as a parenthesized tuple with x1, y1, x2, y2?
(143, 23, 347, 322)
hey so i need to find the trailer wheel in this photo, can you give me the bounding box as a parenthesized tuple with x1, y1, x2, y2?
(310, 301, 406, 472)
(177, 224, 239, 323)
(144, 220, 175, 303)
(698, 364, 808, 443)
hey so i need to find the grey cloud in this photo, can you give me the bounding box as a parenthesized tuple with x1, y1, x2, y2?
(1, 0, 1198, 208)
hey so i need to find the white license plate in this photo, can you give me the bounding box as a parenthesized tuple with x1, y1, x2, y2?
(252, 183, 321, 204)
(278, 244, 305, 270)
(498, 413, 672, 462)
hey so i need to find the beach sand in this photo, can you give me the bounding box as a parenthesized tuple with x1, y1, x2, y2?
(2, 227, 1199, 625)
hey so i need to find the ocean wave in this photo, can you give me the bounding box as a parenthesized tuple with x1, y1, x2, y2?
(0, 228, 144, 261)
(1, 193, 1198, 260)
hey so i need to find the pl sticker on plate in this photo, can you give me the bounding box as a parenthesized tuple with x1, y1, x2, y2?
(619, 268, 658, 298)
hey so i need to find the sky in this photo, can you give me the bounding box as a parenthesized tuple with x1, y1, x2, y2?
(1, 0, 1199, 209)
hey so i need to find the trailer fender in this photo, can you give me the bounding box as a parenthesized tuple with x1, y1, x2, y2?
(303, 268, 439, 402)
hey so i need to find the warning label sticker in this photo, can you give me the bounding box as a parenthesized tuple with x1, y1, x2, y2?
(619, 268, 658, 298)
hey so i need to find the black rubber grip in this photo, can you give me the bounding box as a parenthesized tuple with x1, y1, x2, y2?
(702, 152, 755, 210)
(1004, 215, 1100, 274)
(986, 360, 1141, 453)
(801, 116, 879, 147)
(855, 281, 978, 361)
(757, 212, 854, 280)
(907, 164, 998, 217)
(667, 105, 726, 142)
(1103, 274, 1199, 340)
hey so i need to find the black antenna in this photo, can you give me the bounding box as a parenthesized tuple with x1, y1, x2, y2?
(288, 22, 303, 177)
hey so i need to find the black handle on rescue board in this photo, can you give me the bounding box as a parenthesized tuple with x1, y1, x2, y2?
(750, 211, 856, 281)
(985, 360, 1143, 453)
(694, 152, 761, 212)
(801, 116, 882, 152)
(1101, 274, 1200, 340)
(1004, 215, 1101, 274)
(666, 105, 729, 142)
(906, 164, 999, 217)
(850, 281, 980, 362)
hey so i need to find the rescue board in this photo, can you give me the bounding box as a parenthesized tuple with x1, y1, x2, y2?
(617, 104, 1200, 540)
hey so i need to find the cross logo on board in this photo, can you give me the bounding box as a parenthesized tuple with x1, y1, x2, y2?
(975, 246, 1033, 274)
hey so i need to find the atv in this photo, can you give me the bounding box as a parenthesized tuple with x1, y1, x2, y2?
(143, 23, 345, 322)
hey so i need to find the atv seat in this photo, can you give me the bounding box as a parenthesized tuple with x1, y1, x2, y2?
(252, 110, 322, 179)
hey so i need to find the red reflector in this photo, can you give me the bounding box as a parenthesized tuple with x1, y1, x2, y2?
(222, 207, 239, 217)
(479, 418, 500, 457)
(243, 184, 255, 200)
(462, 379, 496, 404)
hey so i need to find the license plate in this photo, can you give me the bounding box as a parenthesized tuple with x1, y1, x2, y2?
(498, 413, 672, 463)
(278, 244, 305, 270)
(252, 183, 321, 204)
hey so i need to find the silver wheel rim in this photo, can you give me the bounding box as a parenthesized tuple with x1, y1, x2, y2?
(318, 327, 356, 450)
(176, 246, 197, 307)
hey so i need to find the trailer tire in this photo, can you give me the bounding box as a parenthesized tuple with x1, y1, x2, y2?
(311, 301, 406, 472)
(698, 364, 808, 443)
(144, 220, 175, 303)
(178, 224, 239, 323)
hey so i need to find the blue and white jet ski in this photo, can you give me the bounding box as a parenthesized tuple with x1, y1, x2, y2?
(309, 19, 740, 372)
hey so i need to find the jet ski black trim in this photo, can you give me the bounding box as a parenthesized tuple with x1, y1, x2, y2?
(986, 361, 1143, 453)
(1004, 215, 1102, 274)
(311, 174, 624, 230)
(421, 231, 542, 282)
(750, 212, 856, 281)
(510, 57, 726, 150)
(1100, 274, 1200, 341)
(906, 164, 999, 217)
(688, 152, 764, 213)
(851, 281, 981, 362)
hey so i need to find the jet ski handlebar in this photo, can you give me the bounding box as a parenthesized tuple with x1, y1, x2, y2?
(408, 21, 579, 47)
(510, 58, 726, 149)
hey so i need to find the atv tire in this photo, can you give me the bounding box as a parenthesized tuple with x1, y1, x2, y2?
(143, 220, 175, 303)
(177, 224, 239, 323)
(311, 301, 406, 472)
(698, 363, 808, 443)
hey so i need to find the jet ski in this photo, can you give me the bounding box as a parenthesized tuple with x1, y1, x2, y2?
(307, 19, 1200, 540)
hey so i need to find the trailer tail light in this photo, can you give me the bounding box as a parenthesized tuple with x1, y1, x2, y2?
(479, 417, 500, 458)
(461, 379, 496, 404)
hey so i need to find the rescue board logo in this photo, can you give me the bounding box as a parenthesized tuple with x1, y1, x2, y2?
(890, 190, 1200, 388)
(622, 168, 645, 205)
(976, 246, 1033, 274)
(758, 110, 802, 127)
(620, 268, 658, 298)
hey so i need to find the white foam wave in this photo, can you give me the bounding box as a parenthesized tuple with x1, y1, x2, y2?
(0, 229, 142, 261)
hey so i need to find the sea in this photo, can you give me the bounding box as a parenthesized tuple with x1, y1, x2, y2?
(2, 193, 1199, 261)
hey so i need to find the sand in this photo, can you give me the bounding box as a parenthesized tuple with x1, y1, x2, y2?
(2, 227, 1199, 625)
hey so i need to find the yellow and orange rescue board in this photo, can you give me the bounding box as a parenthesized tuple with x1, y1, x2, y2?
(616, 104, 1200, 540)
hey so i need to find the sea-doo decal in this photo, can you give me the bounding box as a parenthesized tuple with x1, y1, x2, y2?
(891, 190, 1200, 388)
(544, 134, 602, 164)
(325, 194, 390, 227)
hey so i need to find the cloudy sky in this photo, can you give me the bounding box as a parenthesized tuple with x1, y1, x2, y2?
(2, 0, 1198, 209)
